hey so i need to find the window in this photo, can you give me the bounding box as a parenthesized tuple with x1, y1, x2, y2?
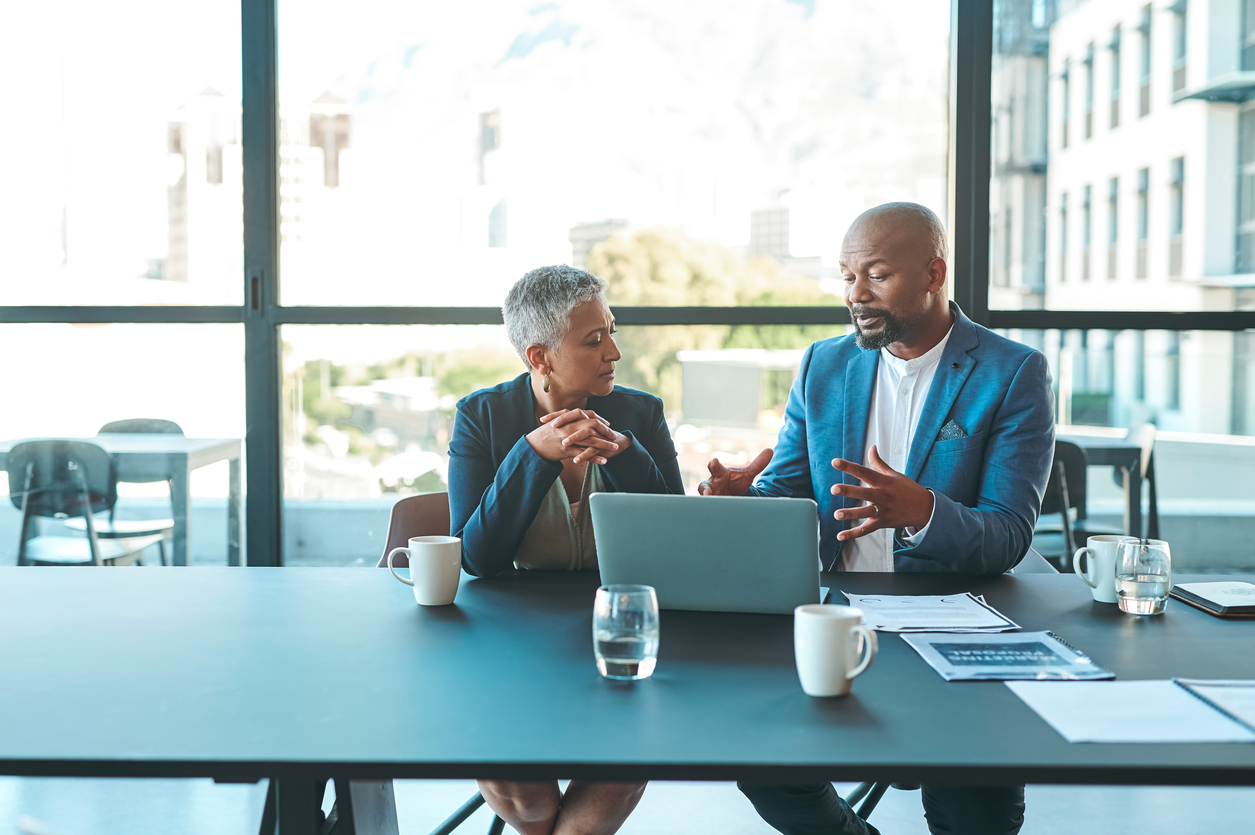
(1107, 177, 1120, 279)
(1169, 157, 1184, 278)
(1137, 167, 1150, 278)
(1239, 108, 1255, 272)
(1172, 4, 1187, 94)
(1061, 61, 1071, 149)
(1060, 191, 1069, 284)
(1084, 44, 1095, 140)
(1138, 5, 1152, 117)
(1246, 0, 1255, 71)
(1082, 184, 1092, 281)
(1109, 26, 1122, 128)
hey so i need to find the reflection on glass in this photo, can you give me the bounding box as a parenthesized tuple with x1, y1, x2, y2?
(1, 2, 242, 305)
(278, 0, 949, 306)
(990, 0, 1255, 313)
(0, 325, 245, 566)
(280, 321, 845, 565)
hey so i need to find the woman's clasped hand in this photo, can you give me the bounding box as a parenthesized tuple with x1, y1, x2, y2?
(527, 408, 631, 466)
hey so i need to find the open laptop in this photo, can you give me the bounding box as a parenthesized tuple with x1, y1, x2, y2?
(589, 492, 821, 614)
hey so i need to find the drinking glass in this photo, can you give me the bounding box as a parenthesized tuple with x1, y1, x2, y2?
(1115, 538, 1172, 615)
(593, 584, 660, 680)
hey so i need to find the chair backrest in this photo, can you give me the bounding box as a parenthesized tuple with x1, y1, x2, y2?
(6, 441, 116, 518)
(376, 492, 451, 568)
(99, 418, 184, 435)
(1040, 439, 1088, 517)
(1010, 546, 1060, 574)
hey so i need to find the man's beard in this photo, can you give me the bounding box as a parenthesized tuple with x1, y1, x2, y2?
(851, 306, 920, 350)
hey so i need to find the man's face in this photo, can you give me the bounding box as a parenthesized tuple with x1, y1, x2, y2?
(839, 220, 937, 351)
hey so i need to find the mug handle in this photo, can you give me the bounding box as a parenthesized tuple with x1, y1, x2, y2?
(387, 548, 415, 586)
(846, 625, 878, 680)
(1073, 547, 1098, 588)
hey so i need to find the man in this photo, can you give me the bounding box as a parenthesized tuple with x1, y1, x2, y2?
(701, 202, 1053, 835)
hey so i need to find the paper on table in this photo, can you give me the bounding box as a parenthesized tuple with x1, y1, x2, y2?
(842, 592, 1019, 633)
(1006, 681, 1255, 743)
(1177, 680, 1255, 733)
(902, 631, 1114, 681)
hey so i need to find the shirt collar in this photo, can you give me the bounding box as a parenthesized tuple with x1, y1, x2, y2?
(879, 323, 955, 374)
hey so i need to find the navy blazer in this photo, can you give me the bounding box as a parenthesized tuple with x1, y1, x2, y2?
(751, 304, 1055, 574)
(448, 373, 684, 578)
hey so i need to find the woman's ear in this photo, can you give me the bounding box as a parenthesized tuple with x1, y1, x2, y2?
(525, 344, 549, 376)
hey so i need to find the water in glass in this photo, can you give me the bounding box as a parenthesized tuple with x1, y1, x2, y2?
(593, 584, 659, 681)
(1115, 539, 1172, 616)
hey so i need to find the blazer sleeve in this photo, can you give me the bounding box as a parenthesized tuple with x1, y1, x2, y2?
(896, 350, 1055, 574)
(447, 404, 562, 578)
(597, 399, 684, 496)
(748, 343, 817, 500)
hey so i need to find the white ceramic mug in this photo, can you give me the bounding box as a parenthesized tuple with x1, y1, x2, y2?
(1073, 535, 1136, 604)
(794, 604, 878, 697)
(387, 536, 462, 606)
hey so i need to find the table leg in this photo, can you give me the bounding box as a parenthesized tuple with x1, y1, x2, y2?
(331, 780, 401, 835)
(170, 463, 193, 566)
(258, 779, 399, 835)
(1127, 465, 1143, 539)
(229, 456, 242, 566)
(259, 778, 323, 835)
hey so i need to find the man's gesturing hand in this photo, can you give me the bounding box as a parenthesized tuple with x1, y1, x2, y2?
(698, 448, 773, 496)
(829, 445, 934, 541)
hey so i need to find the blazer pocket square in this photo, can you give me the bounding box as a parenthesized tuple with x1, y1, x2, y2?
(939, 420, 968, 441)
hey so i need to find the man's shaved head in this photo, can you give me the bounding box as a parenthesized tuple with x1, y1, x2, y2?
(843, 202, 948, 265)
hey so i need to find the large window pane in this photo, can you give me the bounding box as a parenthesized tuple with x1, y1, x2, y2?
(280, 322, 844, 566)
(278, 1, 949, 306)
(0, 325, 245, 566)
(0, 3, 243, 305)
(990, 0, 1255, 312)
(1004, 328, 1255, 571)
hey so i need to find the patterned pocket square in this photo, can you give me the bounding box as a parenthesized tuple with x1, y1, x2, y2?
(939, 420, 968, 441)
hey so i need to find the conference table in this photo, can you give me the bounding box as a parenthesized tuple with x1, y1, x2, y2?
(0, 567, 1250, 835)
(0, 435, 242, 566)
(1056, 428, 1157, 539)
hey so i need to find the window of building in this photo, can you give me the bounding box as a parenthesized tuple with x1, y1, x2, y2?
(1245, 0, 1255, 70)
(1139, 5, 1152, 117)
(1061, 61, 1071, 149)
(1169, 157, 1184, 278)
(1084, 44, 1095, 140)
(1082, 184, 1092, 281)
(1239, 108, 1255, 272)
(1108, 176, 1119, 280)
(1060, 190, 1069, 283)
(1109, 25, 1121, 128)
(1137, 167, 1150, 278)
(1172, 4, 1187, 94)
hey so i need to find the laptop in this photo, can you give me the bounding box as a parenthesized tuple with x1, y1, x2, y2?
(589, 492, 821, 614)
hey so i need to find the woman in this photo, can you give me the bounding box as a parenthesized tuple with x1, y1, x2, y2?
(448, 264, 682, 835)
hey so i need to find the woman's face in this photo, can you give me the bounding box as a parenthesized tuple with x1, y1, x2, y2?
(548, 297, 621, 397)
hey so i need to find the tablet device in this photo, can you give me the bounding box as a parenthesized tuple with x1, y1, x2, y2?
(589, 492, 820, 614)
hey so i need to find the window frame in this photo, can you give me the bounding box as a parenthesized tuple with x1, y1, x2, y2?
(5, 0, 1254, 565)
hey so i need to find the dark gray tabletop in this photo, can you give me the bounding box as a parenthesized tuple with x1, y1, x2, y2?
(0, 567, 1251, 786)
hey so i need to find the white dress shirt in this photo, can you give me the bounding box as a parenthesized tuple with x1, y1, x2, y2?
(839, 324, 953, 572)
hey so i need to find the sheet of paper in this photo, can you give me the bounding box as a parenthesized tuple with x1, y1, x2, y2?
(842, 592, 1019, 632)
(1177, 680, 1255, 733)
(1006, 681, 1255, 743)
(902, 631, 1114, 681)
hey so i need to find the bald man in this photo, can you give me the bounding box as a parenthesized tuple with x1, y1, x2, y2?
(703, 203, 1052, 835)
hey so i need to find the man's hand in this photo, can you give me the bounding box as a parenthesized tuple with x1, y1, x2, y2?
(527, 409, 620, 464)
(698, 448, 773, 496)
(829, 445, 934, 541)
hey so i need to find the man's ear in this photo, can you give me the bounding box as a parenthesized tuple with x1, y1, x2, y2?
(524, 344, 549, 375)
(926, 257, 948, 296)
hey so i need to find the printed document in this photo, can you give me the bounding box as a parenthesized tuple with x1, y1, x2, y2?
(842, 592, 1019, 632)
(902, 631, 1113, 681)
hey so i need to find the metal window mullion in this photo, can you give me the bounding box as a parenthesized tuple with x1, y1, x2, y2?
(242, 0, 282, 567)
(949, 0, 994, 326)
(0, 307, 245, 324)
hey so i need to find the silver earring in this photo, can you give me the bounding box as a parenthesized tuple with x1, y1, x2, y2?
(543, 373, 551, 393)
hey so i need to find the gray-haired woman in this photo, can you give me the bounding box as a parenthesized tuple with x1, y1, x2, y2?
(447, 265, 682, 834)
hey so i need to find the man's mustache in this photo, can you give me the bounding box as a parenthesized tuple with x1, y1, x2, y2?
(851, 307, 893, 320)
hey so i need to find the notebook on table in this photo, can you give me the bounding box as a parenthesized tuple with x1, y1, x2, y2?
(1169, 582, 1255, 618)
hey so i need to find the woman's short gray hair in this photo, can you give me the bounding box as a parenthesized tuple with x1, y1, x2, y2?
(503, 265, 609, 367)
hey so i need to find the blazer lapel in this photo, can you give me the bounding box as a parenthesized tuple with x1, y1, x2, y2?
(904, 307, 979, 482)
(843, 348, 878, 479)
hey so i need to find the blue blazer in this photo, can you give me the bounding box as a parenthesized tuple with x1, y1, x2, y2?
(751, 304, 1055, 574)
(448, 373, 684, 578)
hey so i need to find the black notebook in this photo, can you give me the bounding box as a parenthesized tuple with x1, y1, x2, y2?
(1169, 582, 1255, 617)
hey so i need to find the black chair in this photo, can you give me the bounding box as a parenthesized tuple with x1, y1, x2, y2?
(63, 418, 182, 565)
(1032, 439, 1090, 569)
(7, 441, 164, 566)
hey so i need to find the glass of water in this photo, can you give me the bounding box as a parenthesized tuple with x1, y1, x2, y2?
(593, 584, 659, 680)
(1115, 538, 1172, 615)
